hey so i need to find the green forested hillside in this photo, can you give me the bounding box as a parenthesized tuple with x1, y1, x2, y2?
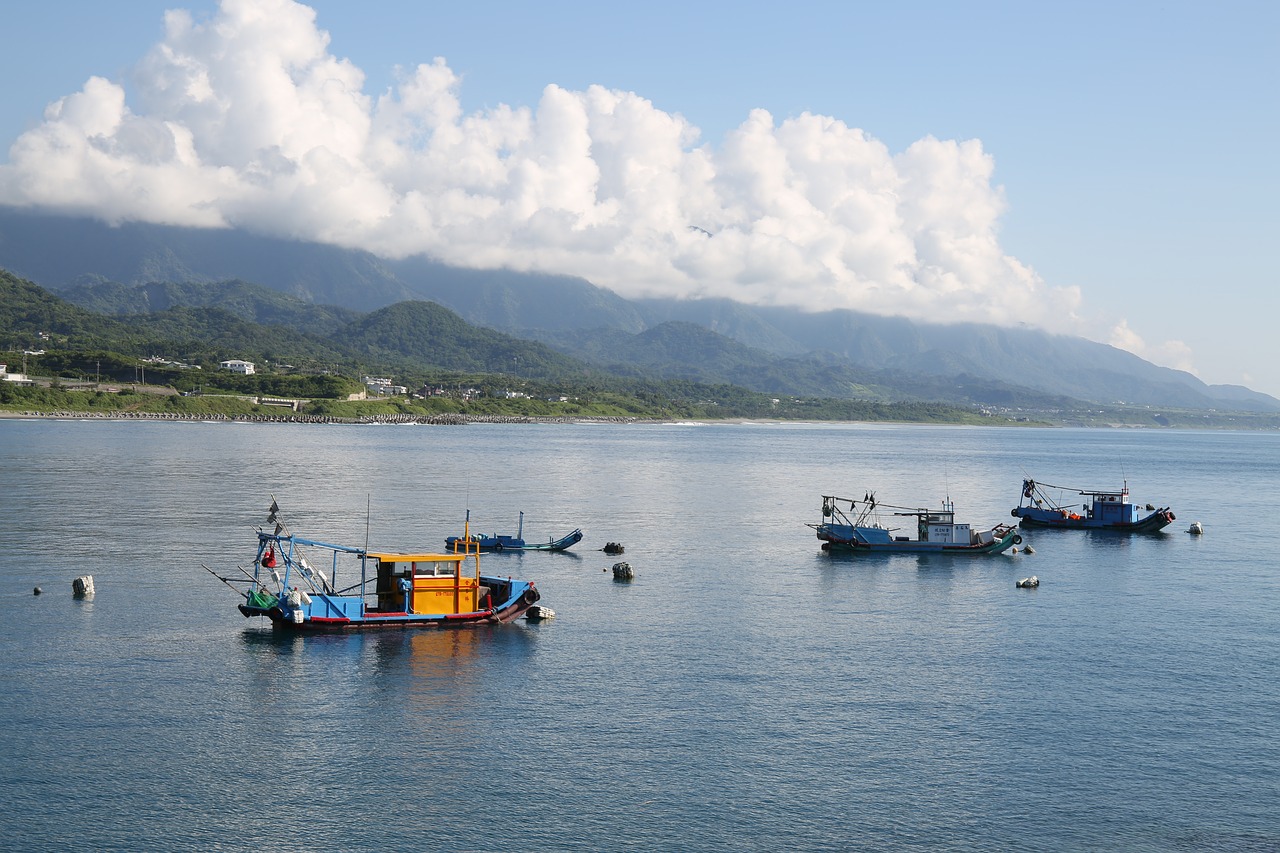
(0, 267, 1009, 423)
(341, 301, 591, 380)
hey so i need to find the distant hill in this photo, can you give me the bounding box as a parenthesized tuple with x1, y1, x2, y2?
(2, 206, 1275, 413)
(0, 209, 415, 310)
(0, 267, 595, 383)
(632, 299, 1280, 412)
(339, 300, 592, 380)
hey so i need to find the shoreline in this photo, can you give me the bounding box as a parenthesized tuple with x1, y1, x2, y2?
(0, 409, 650, 425)
(0, 409, 1034, 428)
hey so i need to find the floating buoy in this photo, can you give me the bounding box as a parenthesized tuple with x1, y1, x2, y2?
(1023, 545, 1035, 555)
(526, 605, 556, 621)
(33, 586, 42, 595)
(1187, 521, 1203, 535)
(72, 575, 95, 597)
(1016, 576, 1039, 589)
(612, 561, 634, 581)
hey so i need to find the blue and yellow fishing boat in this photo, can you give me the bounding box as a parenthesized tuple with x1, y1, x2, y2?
(205, 500, 540, 631)
(810, 493, 1021, 555)
(1012, 479, 1175, 532)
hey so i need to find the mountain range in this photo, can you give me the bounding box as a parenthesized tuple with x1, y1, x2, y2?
(1, 206, 1274, 413)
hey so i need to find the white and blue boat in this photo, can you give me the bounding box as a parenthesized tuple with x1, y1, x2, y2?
(1012, 479, 1175, 532)
(811, 493, 1021, 555)
(206, 500, 541, 631)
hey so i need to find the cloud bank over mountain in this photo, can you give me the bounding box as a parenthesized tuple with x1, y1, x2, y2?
(0, 0, 1164, 358)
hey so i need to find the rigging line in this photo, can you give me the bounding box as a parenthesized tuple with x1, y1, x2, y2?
(203, 564, 245, 594)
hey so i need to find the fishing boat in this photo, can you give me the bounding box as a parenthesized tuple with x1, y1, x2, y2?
(445, 510, 583, 552)
(205, 500, 540, 631)
(1012, 479, 1175, 532)
(810, 493, 1021, 554)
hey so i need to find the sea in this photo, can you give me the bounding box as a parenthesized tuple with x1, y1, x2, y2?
(0, 419, 1276, 852)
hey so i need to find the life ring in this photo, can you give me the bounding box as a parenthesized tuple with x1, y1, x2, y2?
(1012, 535, 1023, 545)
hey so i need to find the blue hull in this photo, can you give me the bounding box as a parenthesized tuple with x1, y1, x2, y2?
(1014, 507, 1174, 532)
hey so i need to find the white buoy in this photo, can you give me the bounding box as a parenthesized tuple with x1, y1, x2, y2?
(1187, 521, 1203, 535)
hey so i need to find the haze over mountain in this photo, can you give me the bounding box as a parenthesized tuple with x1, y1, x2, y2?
(1, 208, 1274, 414)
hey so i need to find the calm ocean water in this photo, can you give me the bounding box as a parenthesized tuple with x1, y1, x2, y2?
(0, 419, 1277, 852)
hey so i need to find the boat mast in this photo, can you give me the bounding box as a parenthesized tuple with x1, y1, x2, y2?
(361, 493, 371, 601)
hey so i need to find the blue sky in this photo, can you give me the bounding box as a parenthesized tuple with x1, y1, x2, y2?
(1, 0, 1277, 396)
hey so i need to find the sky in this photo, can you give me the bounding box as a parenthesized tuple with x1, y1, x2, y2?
(0, 0, 1277, 395)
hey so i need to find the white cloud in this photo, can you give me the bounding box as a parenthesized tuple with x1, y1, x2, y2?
(1108, 320, 1196, 375)
(0, 0, 1093, 335)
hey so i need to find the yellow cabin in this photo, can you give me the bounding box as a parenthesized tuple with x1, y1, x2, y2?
(369, 551, 488, 616)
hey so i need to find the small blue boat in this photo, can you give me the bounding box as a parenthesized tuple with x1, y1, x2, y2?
(205, 500, 540, 631)
(1012, 479, 1175, 532)
(445, 511, 584, 552)
(810, 493, 1021, 555)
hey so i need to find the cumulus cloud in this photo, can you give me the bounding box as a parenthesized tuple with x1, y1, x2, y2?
(0, 0, 1089, 333)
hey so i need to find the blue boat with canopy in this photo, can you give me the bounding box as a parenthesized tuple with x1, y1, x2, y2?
(1012, 478, 1174, 532)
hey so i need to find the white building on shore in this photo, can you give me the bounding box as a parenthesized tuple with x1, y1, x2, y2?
(219, 359, 256, 375)
(0, 363, 31, 383)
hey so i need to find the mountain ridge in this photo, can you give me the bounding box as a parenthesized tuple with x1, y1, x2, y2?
(1, 207, 1273, 412)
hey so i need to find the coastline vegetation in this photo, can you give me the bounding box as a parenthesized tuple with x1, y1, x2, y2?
(0, 361, 1003, 424)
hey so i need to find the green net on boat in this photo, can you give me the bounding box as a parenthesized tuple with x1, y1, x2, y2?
(246, 589, 277, 609)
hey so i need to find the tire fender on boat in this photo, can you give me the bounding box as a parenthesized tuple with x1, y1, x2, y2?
(1012, 534, 1023, 545)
